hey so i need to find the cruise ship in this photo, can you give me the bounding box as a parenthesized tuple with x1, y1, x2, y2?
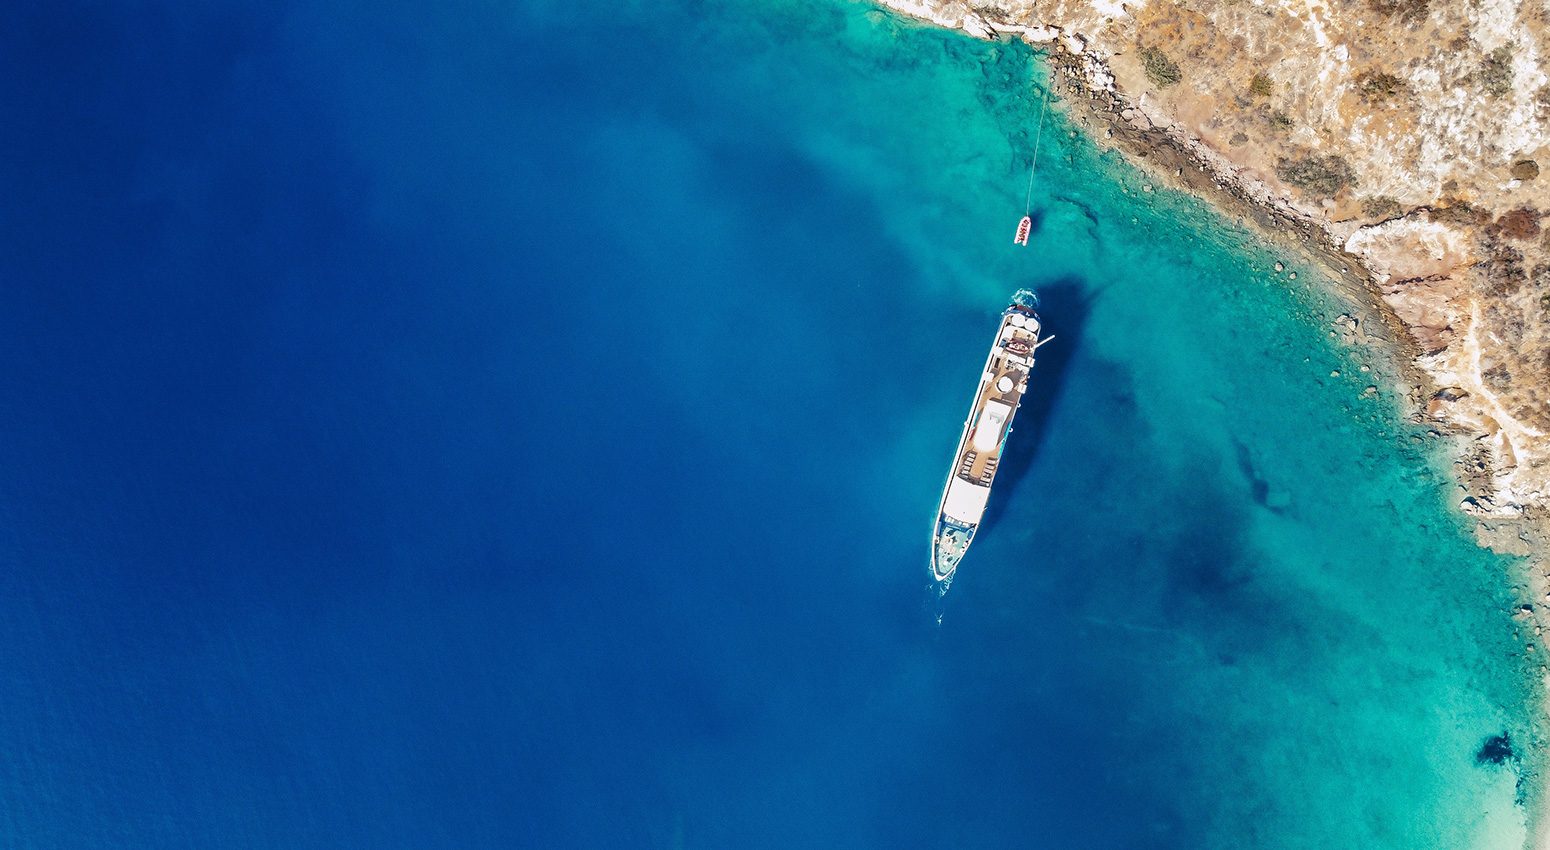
(931, 290, 1046, 583)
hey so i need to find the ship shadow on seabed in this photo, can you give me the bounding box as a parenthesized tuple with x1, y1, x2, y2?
(975, 279, 1095, 538)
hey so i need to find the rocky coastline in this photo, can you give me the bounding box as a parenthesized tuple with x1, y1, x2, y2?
(879, 0, 1547, 523)
(877, 1, 1549, 558)
(878, 0, 1550, 839)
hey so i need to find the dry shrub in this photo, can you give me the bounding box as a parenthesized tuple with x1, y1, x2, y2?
(1498, 208, 1542, 241)
(1141, 47, 1181, 88)
(1355, 71, 1407, 103)
(1276, 153, 1357, 196)
(1362, 196, 1403, 219)
(1369, 0, 1429, 23)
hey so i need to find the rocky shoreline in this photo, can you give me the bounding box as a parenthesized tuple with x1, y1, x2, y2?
(878, 0, 1550, 841)
(875, 1, 1550, 562)
(1037, 43, 1550, 540)
(878, 0, 1548, 524)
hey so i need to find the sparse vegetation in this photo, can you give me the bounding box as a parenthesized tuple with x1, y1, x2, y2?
(1141, 46, 1181, 88)
(1482, 363, 1513, 391)
(1368, 0, 1430, 24)
(1268, 110, 1294, 131)
(1361, 195, 1403, 219)
(1498, 208, 1542, 241)
(1478, 45, 1515, 97)
(1275, 153, 1357, 196)
(1533, 263, 1550, 293)
(1248, 72, 1273, 98)
(1430, 199, 1488, 226)
(1483, 242, 1527, 297)
(1355, 71, 1407, 103)
(1512, 160, 1540, 181)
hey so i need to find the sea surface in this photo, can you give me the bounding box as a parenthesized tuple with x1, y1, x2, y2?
(0, 0, 1541, 847)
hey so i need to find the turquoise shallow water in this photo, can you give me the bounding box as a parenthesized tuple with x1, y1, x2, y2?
(555, 2, 1545, 844)
(0, 0, 1541, 846)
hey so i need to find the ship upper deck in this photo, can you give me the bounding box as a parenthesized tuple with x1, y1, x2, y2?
(951, 312, 1040, 492)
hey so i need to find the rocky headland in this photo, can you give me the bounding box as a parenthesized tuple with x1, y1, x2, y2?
(880, 0, 1549, 534)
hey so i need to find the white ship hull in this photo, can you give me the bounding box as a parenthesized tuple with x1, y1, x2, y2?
(931, 290, 1043, 584)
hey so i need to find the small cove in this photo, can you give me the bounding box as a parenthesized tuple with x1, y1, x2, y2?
(0, 0, 1539, 847)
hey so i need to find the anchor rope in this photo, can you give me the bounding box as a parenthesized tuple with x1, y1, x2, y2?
(1024, 80, 1051, 216)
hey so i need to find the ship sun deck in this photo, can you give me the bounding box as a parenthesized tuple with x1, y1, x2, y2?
(949, 317, 1039, 495)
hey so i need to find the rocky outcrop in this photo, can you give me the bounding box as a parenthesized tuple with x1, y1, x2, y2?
(879, 0, 1550, 520)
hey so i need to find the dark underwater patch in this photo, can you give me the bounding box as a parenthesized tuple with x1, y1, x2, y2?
(1476, 732, 1515, 766)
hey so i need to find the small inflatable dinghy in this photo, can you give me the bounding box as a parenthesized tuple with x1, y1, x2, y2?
(1013, 215, 1031, 246)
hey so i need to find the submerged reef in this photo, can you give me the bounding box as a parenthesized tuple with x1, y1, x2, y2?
(1479, 732, 1518, 767)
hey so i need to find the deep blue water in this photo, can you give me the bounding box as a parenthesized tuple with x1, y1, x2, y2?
(0, 1, 1539, 847)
